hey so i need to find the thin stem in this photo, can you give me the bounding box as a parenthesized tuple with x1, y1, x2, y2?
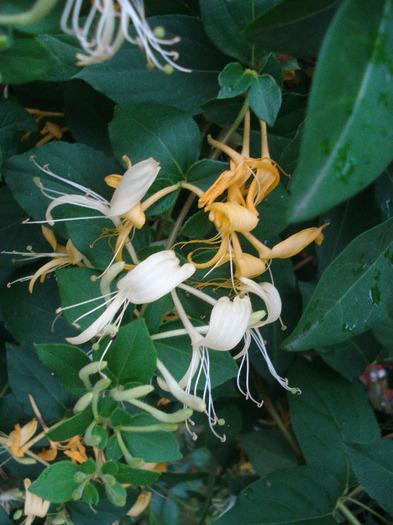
(342, 497, 392, 525)
(0, 0, 60, 25)
(142, 184, 179, 211)
(336, 500, 363, 525)
(166, 192, 196, 249)
(115, 430, 134, 466)
(210, 98, 250, 161)
(0, 381, 9, 399)
(151, 325, 208, 340)
(252, 371, 303, 457)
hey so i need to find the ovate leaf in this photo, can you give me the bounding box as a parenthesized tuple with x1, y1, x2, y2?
(216, 465, 341, 525)
(345, 439, 393, 516)
(287, 0, 393, 222)
(288, 359, 380, 489)
(30, 461, 80, 503)
(283, 218, 393, 351)
(109, 103, 200, 182)
(248, 74, 282, 127)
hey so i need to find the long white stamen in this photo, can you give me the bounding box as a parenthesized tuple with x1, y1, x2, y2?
(56, 290, 117, 313)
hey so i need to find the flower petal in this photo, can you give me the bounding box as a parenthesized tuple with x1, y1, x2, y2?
(240, 278, 282, 326)
(200, 295, 252, 351)
(108, 158, 160, 218)
(117, 250, 195, 304)
(269, 224, 328, 259)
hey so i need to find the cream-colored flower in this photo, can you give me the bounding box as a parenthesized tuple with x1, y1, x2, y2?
(23, 478, 50, 525)
(63, 250, 195, 346)
(61, 0, 191, 72)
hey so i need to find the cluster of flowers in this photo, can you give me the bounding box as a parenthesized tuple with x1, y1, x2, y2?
(7, 110, 326, 443)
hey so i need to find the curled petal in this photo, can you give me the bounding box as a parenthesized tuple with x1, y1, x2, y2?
(208, 202, 259, 233)
(108, 158, 160, 218)
(118, 250, 195, 304)
(46, 194, 109, 224)
(24, 478, 50, 519)
(240, 279, 282, 326)
(234, 253, 267, 279)
(270, 224, 328, 259)
(200, 295, 252, 351)
(66, 291, 127, 345)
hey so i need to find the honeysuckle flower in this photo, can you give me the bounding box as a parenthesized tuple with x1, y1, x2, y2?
(155, 278, 299, 438)
(61, 251, 195, 360)
(23, 478, 50, 525)
(4, 226, 92, 293)
(187, 109, 328, 279)
(5, 420, 37, 458)
(61, 0, 191, 72)
(127, 491, 152, 518)
(29, 155, 160, 264)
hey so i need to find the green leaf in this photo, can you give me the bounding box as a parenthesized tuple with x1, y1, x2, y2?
(216, 465, 341, 525)
(56, 267, 105, 332)
(248, 75, 282, 127)
(0, 506, 13, 525)
(0, 31, 54, 84)
(199, 0, 267, 63)
(3, 141, 118, 237)
(0, 274, 77, 346)
(245, 0, 340, 31)
(68, 486, 138, 525)
(186, 159, 229, 192)
(35, 343, 90, 396)
(115, 463, 161, 485)
(64, 80, 114, 155)
(0, 98, 36, 170)
(76, 15, 226, 114)
(109, 103, 200, 182)
(46, 406, 94, 442)
(30, 461, 80, 503)
(283, 218, 393, 351)
(252, 182, 289, 238)
(121, 414, 182, 462)
(6, 344, 74, 420)
(344, 439, 393, 516)
(37, 34, 80, 82)
(317, 331, 382, 381)
(244, 3, 340, 57)
(242, 429, 297, 477)
(288, 359, 380, 489)
(287, 0, 393, 222)
(106, 319, 157, 385)
(372, 312, 393, 353)
(217, 62, 254, 99)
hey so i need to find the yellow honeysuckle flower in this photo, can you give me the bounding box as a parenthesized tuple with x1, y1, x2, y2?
(4, 225, 92, 293)
(6, 420, 38, 458)
(188, 109, 328, 279)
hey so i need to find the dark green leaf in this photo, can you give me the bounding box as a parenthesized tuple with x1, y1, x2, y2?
(0, 31, 54, 84)
(252, 182, 289, 238)
(46, 406, 94, 442)
(217, 62, 254, 99)
(107, 319, 157, 385)
(186, 159, 229, 192)
(7, 344, 73, 420)
(216, 465, 341, 525)
(76, 15, 226, 114)
(283, 219, 393, 351)
(1, 275, 77, 346)
(64, 80, 114, 155)
(115, 463, 161, 485)
(36, 343, 90, 396)
(288, 359, 380, 488)
(248, 75, 282, 127)
(242, 429, 298, 477)
(0, 98, 36, 169)
(344, 439, 393, 516)
(287, 0, 393, 222)
(317, 331, 383, 381)
(109, 103, 200, 182)
(121, 414, 182, 462)
(37, 34, 80, 81)
(30, 462, 79, 503)
(244, 3, 340, 57)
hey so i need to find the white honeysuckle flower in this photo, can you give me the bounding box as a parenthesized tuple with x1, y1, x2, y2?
(239, 278, 282, 327)
(156, 279, 299, 439)
(29, 156, 160, 227)
(28, 155, 160, 266)
(62, 251, 195, 349)
(23, 478, 50, 524)
(61, 0, 191, 72)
